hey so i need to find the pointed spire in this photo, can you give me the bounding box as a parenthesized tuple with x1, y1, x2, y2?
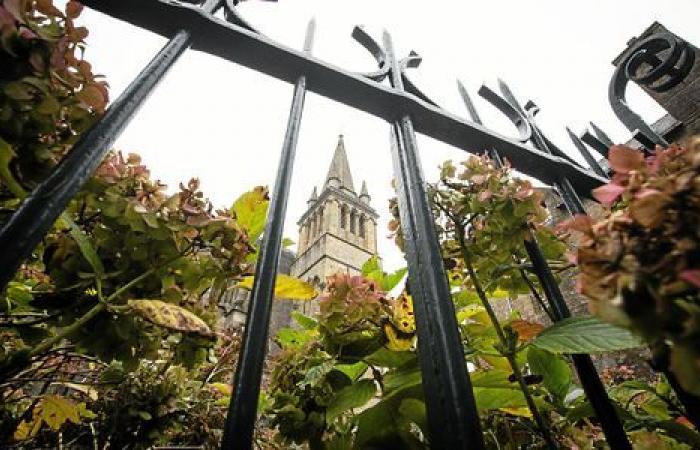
(307, 186, 317, 205)
(325, 134, 356, 193)
(359, 180, 370, 204)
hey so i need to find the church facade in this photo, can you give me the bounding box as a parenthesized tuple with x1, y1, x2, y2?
(290, 135, 379, 290)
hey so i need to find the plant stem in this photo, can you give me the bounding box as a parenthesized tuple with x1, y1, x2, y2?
(455, 223, 558, 449)
(516, 265, 555, 322)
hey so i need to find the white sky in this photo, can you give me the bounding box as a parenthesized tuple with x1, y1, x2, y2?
(66, 0, 700, 271)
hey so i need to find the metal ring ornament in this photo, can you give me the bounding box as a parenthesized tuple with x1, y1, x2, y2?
(608, 32, 695, 148)
(625, 33, 695, 93)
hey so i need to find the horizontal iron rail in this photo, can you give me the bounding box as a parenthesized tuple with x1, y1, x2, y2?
(81, 0, 606, 196)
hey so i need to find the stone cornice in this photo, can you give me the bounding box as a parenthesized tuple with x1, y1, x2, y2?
(292, 231, 375, 267)
(297, 186, 378, 225)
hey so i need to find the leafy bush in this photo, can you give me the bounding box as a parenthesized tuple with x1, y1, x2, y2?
(568, 138, 700, 397)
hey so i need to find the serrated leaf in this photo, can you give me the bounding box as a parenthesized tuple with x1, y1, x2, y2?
(41, 395, 81, 430)
(237, 274, 317, 301)
(326, 379, 377, 422)
(231, 186, 269, 242)
(291, 311, 317, 330)
(530, 316, 642, 354)
(128, 299, 213, 338)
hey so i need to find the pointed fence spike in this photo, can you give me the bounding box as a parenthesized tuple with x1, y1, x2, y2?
(303, 17, 316, 53)
(456, 79, 483, 125)
(589, 121, 614, 147)
(566, 126, 608, 178)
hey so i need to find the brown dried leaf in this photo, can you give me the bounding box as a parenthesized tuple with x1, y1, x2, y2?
(128, 299, 214, 338)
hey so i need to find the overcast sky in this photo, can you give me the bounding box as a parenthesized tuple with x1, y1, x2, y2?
(66, 0, 700, 271)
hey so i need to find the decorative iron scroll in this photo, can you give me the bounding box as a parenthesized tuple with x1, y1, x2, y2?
(609, 32, 695, 148)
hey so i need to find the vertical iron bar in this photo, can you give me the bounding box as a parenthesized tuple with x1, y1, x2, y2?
(385, 33, 484, 450)
(460, 82, 631, 450)
(0, 0, 224, 292)
(221, 19, 315, 450)
(520, 101, 633, 450)
(566, 127, 608, 179)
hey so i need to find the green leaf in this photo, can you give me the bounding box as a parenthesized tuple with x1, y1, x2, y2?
(335, 361, 368, 381)
(291, 311, 317, 330)
(530, 316, 642, 354)
(361, 256, 381, 276)
(58, 213, 104, 276)
(282, 237, 295, 248)
(470, 370, 517, 389)
(361, 256, 407, 292)
(474, 387, 528, 411)
(383, 360, 421, 394)
(275, 327, 316, 349)
(527, 347, 571, 401)
(398, 398, 427, 433)
(237, 274, 317, 301)
(326, 379, 377, 422)
(128, 299, 214, 338)
(364, 348, 416, 368)
(231, 186, 269, 242)
(382, 267, 407, 292)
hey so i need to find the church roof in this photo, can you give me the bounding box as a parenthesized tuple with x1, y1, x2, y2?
(325, 135, 355, 193)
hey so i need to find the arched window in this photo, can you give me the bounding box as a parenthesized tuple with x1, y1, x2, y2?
(359, 215, 366, 238)
(340, 205, 347, 229)
(350, 210, 357, 234)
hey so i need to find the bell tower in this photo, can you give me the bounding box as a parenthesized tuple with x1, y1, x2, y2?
(290, 135, 379, 289)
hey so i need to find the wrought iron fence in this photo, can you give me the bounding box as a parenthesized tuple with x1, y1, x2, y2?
(0, 0, 695, 448)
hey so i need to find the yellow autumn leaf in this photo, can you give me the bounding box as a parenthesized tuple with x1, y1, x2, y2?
(128, 299, 214, 338)
(391, 293, 416, 333)
(384, 323, 415, 352)
(211, 382, 232, 397)
(13, 415, 42, 441)
(41, 395, 81, 431)
(237, 274, 317, 301)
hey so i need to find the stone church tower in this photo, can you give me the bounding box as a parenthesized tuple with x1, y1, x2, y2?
(290, 135, 379, 290)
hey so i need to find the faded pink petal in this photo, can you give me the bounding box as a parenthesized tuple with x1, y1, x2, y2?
(592, 183, 625, 206)
(680, 270, 700, 288)
(608, 145, 645, 174)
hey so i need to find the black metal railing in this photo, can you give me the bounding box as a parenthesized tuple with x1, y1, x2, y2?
(1, 0, 695, 449)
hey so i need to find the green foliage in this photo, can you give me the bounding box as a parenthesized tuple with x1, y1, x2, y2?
(361, 255, 407, 292)
(529, 315, 642, 354)
(260, 150, 697, 449)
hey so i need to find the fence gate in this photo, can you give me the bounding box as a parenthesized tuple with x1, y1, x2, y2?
(1, 0, 695, 448)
